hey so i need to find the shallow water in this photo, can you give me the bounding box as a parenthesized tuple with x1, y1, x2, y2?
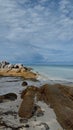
(0, 76, 41, 95)
(31, 65, 73, 85)
(0, 77, 24, 95)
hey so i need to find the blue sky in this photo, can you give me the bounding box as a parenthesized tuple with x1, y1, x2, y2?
(0, 0, 73, 65)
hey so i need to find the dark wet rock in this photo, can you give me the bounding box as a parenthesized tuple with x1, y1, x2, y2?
(3, 111, 17, 116)
(22, 81, 28, 86)
(4, 93, 17, 101)
(23, 67, 29, 71)
(0, 93, 17, 103)
(14, 64, 24, 69)
(14, 114, 17, 119)
(35, 107, 44, 117)
(20, 118, 28, 123)
(0, 95, 4, 103)
(24, 124, 30, 128)
(14, 64, 19, 69)
(0, 63, 2, 68)
(32, 105, 44, 117)
(38, 122, 50, 130)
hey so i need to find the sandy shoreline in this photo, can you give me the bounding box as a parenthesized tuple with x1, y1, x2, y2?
(0, 63, 73, 130)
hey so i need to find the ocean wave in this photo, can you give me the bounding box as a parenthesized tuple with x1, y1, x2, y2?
(37, 73, 73, 85)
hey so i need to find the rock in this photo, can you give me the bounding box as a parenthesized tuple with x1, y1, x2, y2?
(18, 86, 41, 118)
(0, 61, 9, 68)
(2, 61, 9, 65)
(0, 61, 37, 80)
(18, 93, 35, 118)
(35, 106, 44, 117)
(18, 86, 38, 118)
(17, 64, 24, 69)
(14, 64, 24, 69)
(0, 95, 4, 103)
(4, 93, 17, 101)
(0, 61, 24, 70)
(32, 105, 44, 117)
(24, 124, 30, 128)
(20, 118, 28, 123)
(23, 67, 28, 71)
(3, 111, 17, 116)
(22, 81, 28, 86)
(14, 64, 19, 69)
(0, 93, 17, 102)
(0, 63, 2, 68)
(39, 123, 50, 130)
(7, 64, 14, 69)
(18, 84, 73, 130)
(21, 86, 38, 99)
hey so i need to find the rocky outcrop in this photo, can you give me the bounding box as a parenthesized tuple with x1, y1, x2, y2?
(18, 84, 73, 130)
(0, 61, 32, 70)
(0, 61, 37, 80)
(0, 61, 24, 69)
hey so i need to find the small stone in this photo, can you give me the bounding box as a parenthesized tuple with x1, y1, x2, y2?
(22, 81, 28, 86)
(25, 124, 30, 128)
(20, 118, 28, 123)
(41, 123, 50, 130)
(33, 105, 44, 117)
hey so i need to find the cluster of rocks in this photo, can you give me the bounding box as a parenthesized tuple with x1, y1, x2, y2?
(18, 84, 73, 130)
(0, 61, 37, 82)
(0, 61, 31, 70)
(1, 78, 73, 130)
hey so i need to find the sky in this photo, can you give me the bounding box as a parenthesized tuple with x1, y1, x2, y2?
(0, 0, 73, 65)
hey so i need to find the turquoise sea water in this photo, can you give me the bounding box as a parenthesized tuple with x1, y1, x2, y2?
(31, 65, 73, 85)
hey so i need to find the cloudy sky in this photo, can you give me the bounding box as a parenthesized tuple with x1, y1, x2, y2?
(0, 0, 73, 65)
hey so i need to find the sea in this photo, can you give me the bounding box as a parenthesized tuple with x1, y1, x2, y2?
(31, 65, 73, 86)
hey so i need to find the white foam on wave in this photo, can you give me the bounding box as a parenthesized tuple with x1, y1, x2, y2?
(37, 73, 73, 85)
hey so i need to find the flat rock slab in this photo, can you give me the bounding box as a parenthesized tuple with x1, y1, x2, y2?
(18, 95, 34, 118)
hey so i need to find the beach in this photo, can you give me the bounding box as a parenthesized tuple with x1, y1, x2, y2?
(0, 62, 73, 130)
